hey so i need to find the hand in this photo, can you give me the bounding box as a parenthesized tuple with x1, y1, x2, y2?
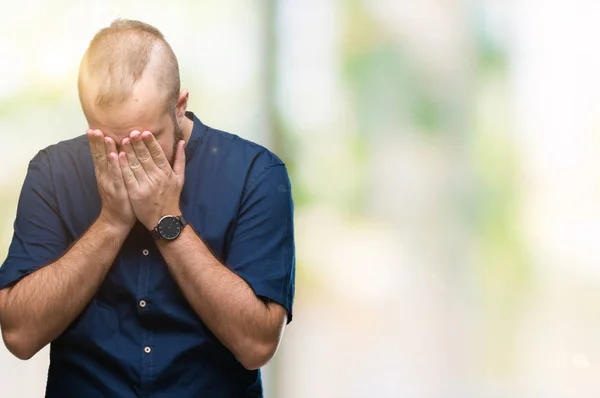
(119, 130, 186, 230)
(86, 129, 136, 232)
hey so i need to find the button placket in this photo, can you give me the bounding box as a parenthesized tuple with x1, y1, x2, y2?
(139, 239, 154, 390)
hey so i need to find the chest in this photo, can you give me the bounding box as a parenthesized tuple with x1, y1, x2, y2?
(57, 163, 241, 259)
(53, 162, 242, 308)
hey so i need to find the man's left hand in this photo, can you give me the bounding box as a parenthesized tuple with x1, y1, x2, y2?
(119, 130, 186, 231)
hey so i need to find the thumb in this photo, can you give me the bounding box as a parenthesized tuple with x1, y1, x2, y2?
(173, 140, 186, 177)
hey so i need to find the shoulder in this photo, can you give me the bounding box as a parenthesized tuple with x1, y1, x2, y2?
(29, 134, 89, 168)
(201, 124, 288, 186)
(31, 134, 89, 165)
(204, 125, 284, 166)
(25, 135, 91, 186)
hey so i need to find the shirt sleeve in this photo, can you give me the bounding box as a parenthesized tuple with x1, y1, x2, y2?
(225, 163, 296, 323)
(0, 150, 70, 290)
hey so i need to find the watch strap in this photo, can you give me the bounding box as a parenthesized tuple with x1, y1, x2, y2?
(151, 227, 161, 241)
(178, 215, 188, 228)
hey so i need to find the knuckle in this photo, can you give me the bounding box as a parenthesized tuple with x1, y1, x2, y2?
(129, 191, 142, 201)
(151, 148, 163, 157)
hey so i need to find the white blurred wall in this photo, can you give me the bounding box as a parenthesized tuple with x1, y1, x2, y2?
(4, 1, 600, 397)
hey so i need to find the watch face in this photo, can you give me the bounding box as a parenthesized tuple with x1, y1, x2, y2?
(157, 216, 182, 240)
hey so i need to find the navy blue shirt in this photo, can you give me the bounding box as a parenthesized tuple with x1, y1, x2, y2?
(0, 112, 295, 397)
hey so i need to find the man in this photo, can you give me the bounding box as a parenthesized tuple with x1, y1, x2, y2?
(0, 19, 295, 397)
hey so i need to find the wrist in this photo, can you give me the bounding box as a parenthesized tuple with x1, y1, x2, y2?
(147, 208, 182, 231)
(155, 224, 189, 249)
(97, 211, 134, 236)
(151, 213, 188, 243)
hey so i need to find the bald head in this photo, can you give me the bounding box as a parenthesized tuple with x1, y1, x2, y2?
(78, 19, 180, 113)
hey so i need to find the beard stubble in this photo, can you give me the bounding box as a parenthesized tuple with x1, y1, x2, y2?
(169, 116, 185, 167)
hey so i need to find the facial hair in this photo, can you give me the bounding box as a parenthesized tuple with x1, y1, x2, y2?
(170, 118, 185, 167)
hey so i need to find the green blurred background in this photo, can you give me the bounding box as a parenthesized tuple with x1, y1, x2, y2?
(2, 0, 600, 397)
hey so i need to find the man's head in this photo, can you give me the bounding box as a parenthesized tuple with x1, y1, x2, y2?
(78, 19, 187, 165)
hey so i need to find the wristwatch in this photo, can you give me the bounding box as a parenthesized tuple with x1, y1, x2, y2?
(151, 215, 188, 241)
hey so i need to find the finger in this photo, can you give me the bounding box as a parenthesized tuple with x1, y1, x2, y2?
(87, 129, 107, 172)
(104, 136, 118, 157)
(130, 130, 159, 175)
(141, 131, 170, 172)
(105, 137, 124, 187)
(119, 151, 138, 189)
(107, 152, 126, 188)
(122, 137, 148, 183)
(86, 129, 96, 162)
(93, 130, 107, 162)
(173, 140, 186, 177)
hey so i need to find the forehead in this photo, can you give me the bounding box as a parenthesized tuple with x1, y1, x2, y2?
(82, 73, 172, 143)
(86, 98, 171, 144)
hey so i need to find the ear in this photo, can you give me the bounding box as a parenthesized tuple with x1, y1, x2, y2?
(175, 89, 189, 125)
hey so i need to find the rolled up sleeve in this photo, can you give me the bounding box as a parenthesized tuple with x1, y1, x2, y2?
(0, 150, 69, 290)
(225, 163, 296, 323)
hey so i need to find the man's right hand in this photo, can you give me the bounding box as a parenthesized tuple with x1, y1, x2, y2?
(87, 129, 136, 232)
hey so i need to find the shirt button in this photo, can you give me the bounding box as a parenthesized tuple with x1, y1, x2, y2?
(144, 346, 152, 354)
(139, 300, 147, 308)
(142, 249, 149, 256)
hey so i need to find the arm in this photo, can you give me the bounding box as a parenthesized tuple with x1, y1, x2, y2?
(0, 130, 136, 360)
(119, 131, 294, 370)
(156, 227, 288, 370)
(0, 217, 129, 360)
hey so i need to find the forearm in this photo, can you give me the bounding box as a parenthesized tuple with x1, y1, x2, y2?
(157, 227, 285, 369)
(0, 216, 129, 359)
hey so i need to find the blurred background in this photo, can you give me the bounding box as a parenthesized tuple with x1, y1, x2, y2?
(2, 0, 600, 396)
